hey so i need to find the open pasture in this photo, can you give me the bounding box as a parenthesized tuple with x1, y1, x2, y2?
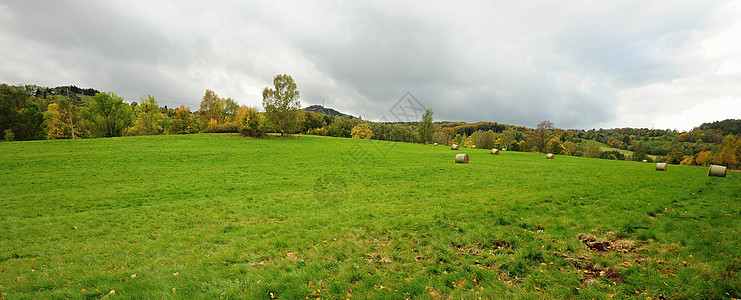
(1, 134, 739, 298)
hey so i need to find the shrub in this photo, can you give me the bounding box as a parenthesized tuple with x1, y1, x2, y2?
(236, 106, 267, 138)
(3, 129, 14, 141)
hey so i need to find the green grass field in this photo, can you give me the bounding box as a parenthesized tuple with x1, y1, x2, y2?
(1, 134, 739, 299)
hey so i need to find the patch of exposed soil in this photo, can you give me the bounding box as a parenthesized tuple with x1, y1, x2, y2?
(555, 251, 623, 284)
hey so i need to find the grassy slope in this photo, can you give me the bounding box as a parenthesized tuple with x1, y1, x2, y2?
(594, 140, 658, 160)
(0, 134, 739, 299)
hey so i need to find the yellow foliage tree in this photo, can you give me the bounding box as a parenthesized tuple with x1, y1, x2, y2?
(169, 105, 197, 134)
(45, 102, 81, 139)
(235, 106, 266, 138)
(351, 123, 373, 139)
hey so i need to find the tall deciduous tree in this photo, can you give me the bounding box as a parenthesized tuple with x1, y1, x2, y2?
(128, 95, 166, 136)
(45, 99, 81, 139)
(82, 92, 134, 138)
(169, 105, 198, 134)
(262, 74, 302, 136)
(585, 140, 601, 158)
(0, 84, 45, 140)
(529, 120, 554, 153)
(198, 90, 239, 132)
(416, 108, 434, 144)
(198, 89, 221, 131)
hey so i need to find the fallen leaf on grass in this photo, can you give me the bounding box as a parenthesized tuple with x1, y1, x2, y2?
(607, 293, 615, 298)
(467, 182, 474, 186)
(310, 290, 319, 296)
(173, 272, 179, 276)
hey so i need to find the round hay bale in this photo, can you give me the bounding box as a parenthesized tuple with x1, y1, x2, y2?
(708, 165, 727, 177)
(472, 145, 477, 149)
(455, 153, 469, 163)
(451, 143, 459, 150)
(642, 159, 647, 163)
(490, 148, 500, 155)
(655, 163, 668, 171)
(546, 153, 555, 159)
(433, 143, 439, 146)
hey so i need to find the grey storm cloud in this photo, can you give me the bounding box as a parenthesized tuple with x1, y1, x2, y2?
(1, 0, 739, 130)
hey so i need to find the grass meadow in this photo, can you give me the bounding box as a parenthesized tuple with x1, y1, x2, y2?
(1, 134, 739, 299)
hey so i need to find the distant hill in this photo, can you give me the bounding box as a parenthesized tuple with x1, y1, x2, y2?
(696, 119, 741, 135)
(304, 105, 356, 119)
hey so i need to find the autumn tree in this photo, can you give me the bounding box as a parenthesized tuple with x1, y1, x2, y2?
(416, 108, 434, 144)
(198, 89, 220, 131)
(128, 95, 166, 136)
(546, 136, 564, 154)
(45, 100, 81, 139)
(351, 123, 373, 139)
(169, 105, 198, 134)
(235, 106, 266, 138)
(718, 135, 741, 169)
(262, 74, 302, 136)
(81, 92, 133, 138)
(529, 120, 554, 153)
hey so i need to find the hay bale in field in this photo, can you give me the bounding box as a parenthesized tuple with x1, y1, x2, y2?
(546, 153, 555, 159)
(655, 163, 668, 171)
(642, 160, 647, 163)
(472, 145, 477, 149)
(491, 148, 500, 155)
(451, 143, 459, 150)
(433, 143, 438, 146)
(455, 153, 469, 163)
(708, 165, 727, 177)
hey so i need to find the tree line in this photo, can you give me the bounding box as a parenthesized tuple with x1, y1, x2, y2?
(2, 77, 740, 169)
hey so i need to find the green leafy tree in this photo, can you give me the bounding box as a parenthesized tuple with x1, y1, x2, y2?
(584, 140, 601, 158)
(3, 129, 14, 141)
(453, 133, 462, 145)
(128, 95, 166, 136)
(416, 108, 434, 144)
(0, 84, 45, 140)
(262, 74, 302, 136)
(632, 142, 648, 162)
(82, 92, 134, 137)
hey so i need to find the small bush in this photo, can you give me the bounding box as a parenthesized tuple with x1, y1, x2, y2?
(3, 129, 14, 141)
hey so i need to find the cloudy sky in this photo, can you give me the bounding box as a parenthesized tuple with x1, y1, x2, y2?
(1, 1, 739, 131)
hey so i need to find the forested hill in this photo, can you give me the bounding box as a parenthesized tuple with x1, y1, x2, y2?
(697, 119, 741, 135)
(303, 105, 355, 119)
